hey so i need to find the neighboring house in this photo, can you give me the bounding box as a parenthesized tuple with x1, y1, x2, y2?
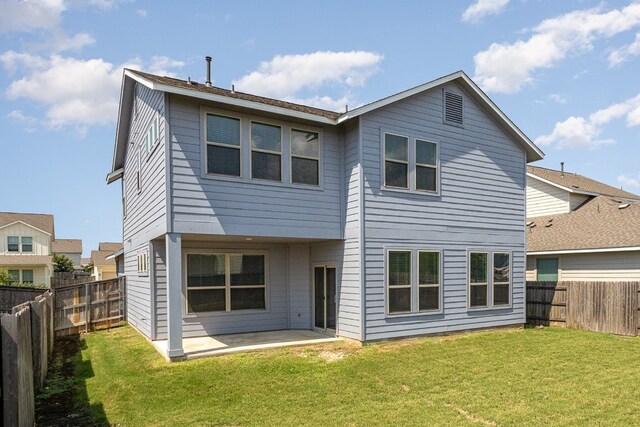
(0, 212, 55, 287)
(51, 239, 83, 269)
(526, 165, 640, 281)
(107, 67, 543, 358)
(90, 242, 124, 280)
(105, 247, 125, 277)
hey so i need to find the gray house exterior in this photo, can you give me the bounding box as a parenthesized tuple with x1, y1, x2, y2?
(108, 68, 543, 358)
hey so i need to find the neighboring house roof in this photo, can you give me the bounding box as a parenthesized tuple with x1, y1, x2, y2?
(0, 212, 55, 237)
(527, 166, 640, 200)
(91, 243, 123, 266)
(52, 239, 82, 254)
(527, 196, 640, 254)
(98, 242, 123, 252)
(109, 69, 543, 182)
(0, 255, 52, 265)
(105, 247, 124, 260)
(80, 257, 91, 266)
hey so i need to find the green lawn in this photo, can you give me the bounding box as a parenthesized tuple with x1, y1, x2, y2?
(52, 325, 640, 426)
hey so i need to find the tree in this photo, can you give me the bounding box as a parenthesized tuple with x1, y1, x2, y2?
(53, 253, 75, 272)
(82, 263, 94, 273)
(0, 268, 11, 285)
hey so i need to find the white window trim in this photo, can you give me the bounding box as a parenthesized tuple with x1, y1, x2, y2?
(381, 130, 441, 196)
(467, 250, 513, 310)
(492, 252, 511, 307)
(137, 251, 149, 275)
(199, 106, 325, 191)
(183, 249, 270, 316)
(8, 269, 34, 284)
(417, 250, 442, 313)
(136, 146, 142, 194)
(203, 111, 243, 178)
(414, 139, 439, 194)
(383, 132, 410, 189)
(385, 248, 444, 317)
(290, 127, 322, 187)
(7, 236, 20, 252)
(21, 236, 33, 253)
(146, 114, 160, 157)
(250, 120, 283, 182)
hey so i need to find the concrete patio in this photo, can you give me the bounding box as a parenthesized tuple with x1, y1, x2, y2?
(152, 329, 342, 360)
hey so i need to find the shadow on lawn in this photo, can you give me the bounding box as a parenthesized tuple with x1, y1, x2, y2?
(35, 335, 109, 427)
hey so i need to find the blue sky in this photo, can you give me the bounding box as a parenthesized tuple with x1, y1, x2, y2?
(2, 0, 640, 256)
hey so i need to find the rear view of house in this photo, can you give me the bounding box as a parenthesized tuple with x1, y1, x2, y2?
(526, 165, 640, 281)
(107, 63, 543, 358)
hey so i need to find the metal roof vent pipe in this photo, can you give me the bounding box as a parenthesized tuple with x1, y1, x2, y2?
(205, 56, 212, 87)
(560, 161, 565, 177)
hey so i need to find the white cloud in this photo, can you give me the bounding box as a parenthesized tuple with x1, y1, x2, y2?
(536, 94, 640, 149)
(3, 54, 184, 128)
(0, 51, 48, 73)
(609, 32, 640, 66)
(0, 0, 65, 33)
(136, 8, 147, 17)
(549, 94, 567, 104)
(618, 173, 640, 188)
(232, 51, 382, 110)
(462, 0, 510, 23)
(148, 56, 185, 76)
(474, 3, 640, 93)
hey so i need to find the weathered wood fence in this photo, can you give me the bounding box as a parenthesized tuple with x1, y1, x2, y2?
(0, 290, 54, 427)
(0, 285, 48, 313)
(527, 281, 640, 336)
(51, 271, 94, 288)
(54, 277, 126, 336)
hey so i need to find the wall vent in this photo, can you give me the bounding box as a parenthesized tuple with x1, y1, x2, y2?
(443, 90, 463, 126)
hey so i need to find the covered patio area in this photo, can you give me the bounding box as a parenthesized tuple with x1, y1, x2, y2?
(152, 329, 342, 360)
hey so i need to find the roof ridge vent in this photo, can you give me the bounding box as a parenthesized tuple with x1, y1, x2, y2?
(619, 203, 630, 209)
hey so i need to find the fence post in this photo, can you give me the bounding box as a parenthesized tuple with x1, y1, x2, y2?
(85, 282, 91, 333)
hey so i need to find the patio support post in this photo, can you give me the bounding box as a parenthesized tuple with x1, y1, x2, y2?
(166, 232, 184, 358)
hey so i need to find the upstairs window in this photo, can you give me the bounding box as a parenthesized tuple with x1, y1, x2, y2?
(21, 237, 33, 252)
(8, 236, 19, 252)
(384, 134, 409, 188)
(291, 129, 320, 185)
(146, 117, 159, 154)
(251, 122, 282, 181)
(415, 140, 438, 192)
(206, 114, 241, 177)
(137, 251, 148, 274)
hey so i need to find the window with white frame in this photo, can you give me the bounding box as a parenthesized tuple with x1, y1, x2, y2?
(22, 269, 33, 283)
(468, 251, 511, 309)
(415, 140, 438, 192)
(291, 129, 320, 185)
(7, 236, 19, 252)
(146, 116, 159, 154)
(387, 249, 442, 315)
(469, 252, 488, 308)
(8, 269, 19, 284)
(206, 113, 241, 177)
(251, 122, 282, 181)
(186, 253, 266, 313)
(7, 269, 33, 284)
(384, 134, 409, 188)
(21, 236, 33, 252)
(418, 251, 440, 311)
(493, 252, 510, 306)
(383, 132, 439, 193)
(137, 252, 148, 274)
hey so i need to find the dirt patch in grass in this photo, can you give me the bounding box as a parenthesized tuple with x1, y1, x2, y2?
(35, 335, 106, 427)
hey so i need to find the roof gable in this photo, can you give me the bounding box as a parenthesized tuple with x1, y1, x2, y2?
(0, 212, 54, 237)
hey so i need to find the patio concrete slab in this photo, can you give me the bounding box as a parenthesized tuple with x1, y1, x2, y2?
(152, 329, 342, 360)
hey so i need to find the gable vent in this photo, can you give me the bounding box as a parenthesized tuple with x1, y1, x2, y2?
(444, 91, 463, 126)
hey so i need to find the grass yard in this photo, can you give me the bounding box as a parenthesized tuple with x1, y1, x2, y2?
(37, 325, 640, 426)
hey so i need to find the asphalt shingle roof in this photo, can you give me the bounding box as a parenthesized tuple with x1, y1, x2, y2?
(527, 166, 640, 200)
(0, 212, 55, 237)
(52, 239, 82, 254)
(91, 242, 123, 266)
(527, 195, 640, 252)
(128, 69, 341, 120)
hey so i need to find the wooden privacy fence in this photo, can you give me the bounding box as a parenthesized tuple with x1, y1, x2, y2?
(51, 271, 94, 288)
(527, 281, 640, 336)
(0, 285, 48, 313)
(54, 277, 126, 336)
(0, 290, 54, 427)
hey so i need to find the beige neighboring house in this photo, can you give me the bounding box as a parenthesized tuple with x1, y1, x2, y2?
(526, 165, 640, 281)
(91, 242, 123, 280)
(0, 212, 55, 287)
(51, 239, 83, 269)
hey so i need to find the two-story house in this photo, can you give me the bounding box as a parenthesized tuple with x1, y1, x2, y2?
(107, 66, 543, 358)
(0, 212, 55, 287)
(526, 165, 640, 281)
(51, 239, 83, 269)
(90, 242, 124, 280)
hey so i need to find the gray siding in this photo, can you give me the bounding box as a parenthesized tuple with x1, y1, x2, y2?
(168, 97, 342, 239)
(359, 82, 527, 340)
(527, 252, 640, 281)
(154, 240, 315, 339)
(336, 119, 363, 340)
(122, 83, 168, 339)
